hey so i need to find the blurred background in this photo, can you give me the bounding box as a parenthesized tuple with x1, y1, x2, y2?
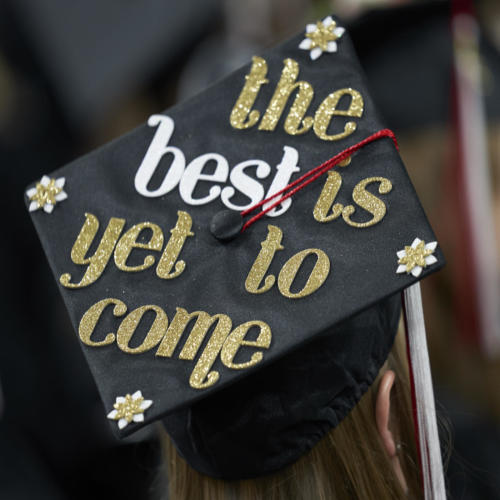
(0, 0, 499, 498)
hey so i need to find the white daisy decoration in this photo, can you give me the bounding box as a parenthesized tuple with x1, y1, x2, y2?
(299, 16, 345, 60)
(26, 175, 67, 213)
(396, 238, 438, 277)
(107, 390, 153, 430)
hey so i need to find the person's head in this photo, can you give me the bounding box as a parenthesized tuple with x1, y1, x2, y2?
(161, 323, 421, 500)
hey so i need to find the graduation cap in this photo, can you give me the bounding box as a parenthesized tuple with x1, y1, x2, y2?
(26, 15, 445, 498)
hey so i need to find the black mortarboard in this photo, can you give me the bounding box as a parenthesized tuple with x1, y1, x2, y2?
(8, 0, 219, 126)
(26, 15, 445, 491)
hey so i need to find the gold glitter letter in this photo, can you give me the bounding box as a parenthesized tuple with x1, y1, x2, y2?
(221, 320, 271, 369)
(342, 177, 392, 228)
(278, 249, 330, 299)
(114, 222, 164, 272)
(116, 305, 168, 354)
(245, 225, 284, 294)
(230, 56, 269, 129)
(79, 298, 127, 346)
(156, 308, 231, 360)
(188, 315, 233, 390)
(60, 213, 125, 288)
(313, 170, 344, 222)
(156, 211, 194, 280)
(313, 88, 364, 141)
(259, 58, 314, 135)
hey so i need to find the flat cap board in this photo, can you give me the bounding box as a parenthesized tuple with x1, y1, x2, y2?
(27, 17, 443, 436)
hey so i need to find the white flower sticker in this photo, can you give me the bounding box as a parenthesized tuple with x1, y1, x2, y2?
(26, 175, 67, 213)
(299, 16, 345, 60)
(107, 390, 153, 430)
(396, 238, 438, 277)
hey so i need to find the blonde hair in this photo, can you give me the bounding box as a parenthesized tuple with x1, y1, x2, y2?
(161, 327, 422, 499)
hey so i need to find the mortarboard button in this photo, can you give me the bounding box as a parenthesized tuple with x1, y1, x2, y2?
(210, 210, 243, 241)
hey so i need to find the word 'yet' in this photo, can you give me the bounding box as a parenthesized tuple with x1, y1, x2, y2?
(60, 211, 193, 289)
